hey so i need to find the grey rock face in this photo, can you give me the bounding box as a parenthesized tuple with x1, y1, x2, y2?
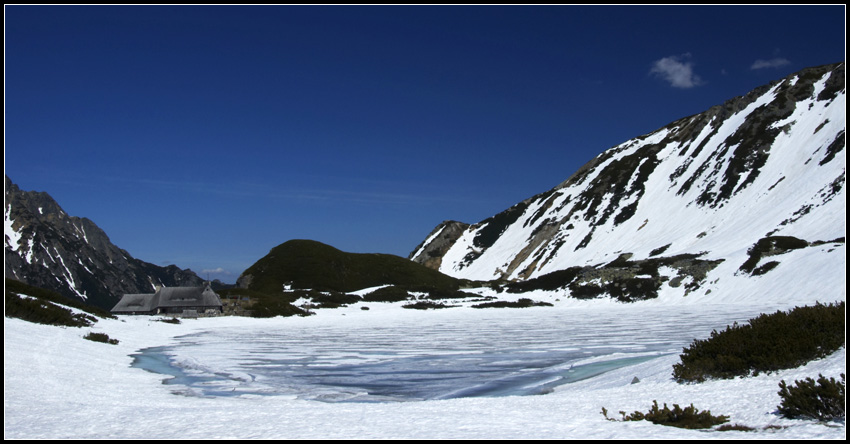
(408, 220, 470, 270)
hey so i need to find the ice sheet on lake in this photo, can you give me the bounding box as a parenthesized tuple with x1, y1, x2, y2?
(133, 304, 780, 402)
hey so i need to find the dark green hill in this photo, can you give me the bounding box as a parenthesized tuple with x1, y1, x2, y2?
(238, 239, 464, 294)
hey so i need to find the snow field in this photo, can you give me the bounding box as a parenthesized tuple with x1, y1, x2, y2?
(4, 297, 845, 439)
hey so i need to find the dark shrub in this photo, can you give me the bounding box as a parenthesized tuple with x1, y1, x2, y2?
(777, 373, 845, 421)
(506, 267, 584, 293)
(568, 283, 606, 299)
(306, 291, 361, 309)
(471, 298, 553, 309)
(716, 423, 756, 432)
(604, 276, 661, 302)
(425, 288, 480, 300)
(230, 287, 357, 313)
(739, 236, 809, 274)
(222, 288, 311, 318)
(362, 286, 412, 303)
(751, 261, 780, 276)
(649, 244, 672, 257)
(402, 300, 457, 310)
(84, 332, 118, 345)
(610, 400, 729, 429)
(673, 302, 845, 383)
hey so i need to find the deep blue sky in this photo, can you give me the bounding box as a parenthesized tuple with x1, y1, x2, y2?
(5, 5, 845, 283)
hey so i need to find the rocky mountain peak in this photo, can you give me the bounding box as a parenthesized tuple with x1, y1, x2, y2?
(5, 175, 204, 309)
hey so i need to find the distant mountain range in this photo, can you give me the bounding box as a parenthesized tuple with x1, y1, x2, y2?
(6, 62, 845, 309)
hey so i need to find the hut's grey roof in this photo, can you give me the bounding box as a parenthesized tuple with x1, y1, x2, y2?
(111, 284, 222, 313)
(156, 285, 222, 309)
(111, 293, 157, 313)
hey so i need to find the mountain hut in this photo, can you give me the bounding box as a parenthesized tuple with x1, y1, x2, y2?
(111, 283, 223, 316)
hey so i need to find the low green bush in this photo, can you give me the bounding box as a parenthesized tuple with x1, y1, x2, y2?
(673, 302, 845, 383)
(361, 286, 412, 303)
(471, 298, 553, 309)
(309, 291, 362, 308)
(603, 400, 729, 429)
(425, 288, 480, 300)
(649, 244, 672, 257)
(84, 332, 118, 345)
(777, 373, 845, 421)
(716, 423, 756, 432)
(751, 261, 780, 276)
(402, 300, 457, 310)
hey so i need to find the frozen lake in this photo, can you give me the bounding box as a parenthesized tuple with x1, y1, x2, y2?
(132, 303, 781, 403)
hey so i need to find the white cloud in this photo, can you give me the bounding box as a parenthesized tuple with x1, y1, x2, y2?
(649, 54, 703, 89)
(750, 57, 791, 70)
(202, 267, 231, 275)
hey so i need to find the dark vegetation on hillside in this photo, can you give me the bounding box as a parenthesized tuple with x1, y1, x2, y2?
(240, 240, 467, 294)
(504, 253, 722, 302)
(471, 298, 553, 309)
(235, 239, 734, 310)
(361, 285, 412, 303)
(739, 235, 809, 274)
(739, 235, 845, 275)
(307, 291, 362, 309)
(673, 302, 845, 383)
(424, 288, 483, 300)
(218, 288, 310, 318)
(233, 240, 544, 314)
(464, 200, 532, 264)
(402, 300, 459, 310)
(5, 278, 114, 327)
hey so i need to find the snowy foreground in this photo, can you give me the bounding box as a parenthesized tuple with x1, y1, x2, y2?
(5, 289, 846, 440)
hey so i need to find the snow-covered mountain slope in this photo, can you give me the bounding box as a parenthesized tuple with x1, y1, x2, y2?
(4, 175, 204, 309)
(411, 62, 845, 300)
